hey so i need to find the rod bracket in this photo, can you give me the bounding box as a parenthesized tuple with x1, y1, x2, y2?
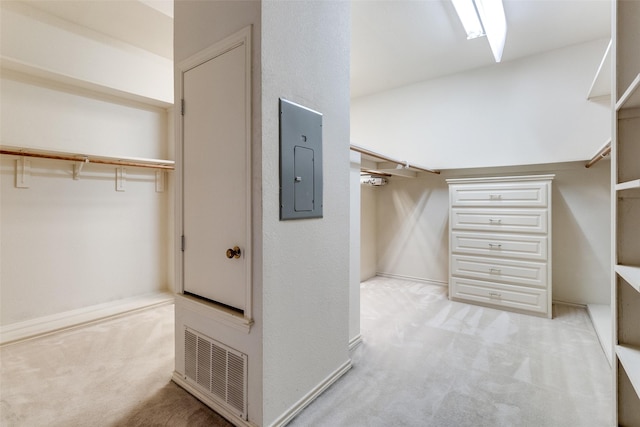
(73, 157, 89, 180)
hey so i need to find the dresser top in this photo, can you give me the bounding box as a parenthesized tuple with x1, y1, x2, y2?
(446, 174, 555, 184)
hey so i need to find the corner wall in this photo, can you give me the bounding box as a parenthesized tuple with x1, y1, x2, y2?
(360, 183, 378, 281)
(367, 161, 611, 305)
(261, 1, 351, 424)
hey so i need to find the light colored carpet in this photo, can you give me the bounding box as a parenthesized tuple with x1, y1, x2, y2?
(0, 304, 232, 427)
(0, 277, 612, 426)
(290, 276, 612, 426)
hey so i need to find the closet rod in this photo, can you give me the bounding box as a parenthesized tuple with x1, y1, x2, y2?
(350, 144, 439, 175)
(0, 147, 175, 170)
(585, 140, 611, 169)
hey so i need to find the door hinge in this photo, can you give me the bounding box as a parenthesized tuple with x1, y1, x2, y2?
(181, 99, 185, 116)
(181, 235, 185, 252)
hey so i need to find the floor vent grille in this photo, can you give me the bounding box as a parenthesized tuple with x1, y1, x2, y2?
(184, 328, 248, 419)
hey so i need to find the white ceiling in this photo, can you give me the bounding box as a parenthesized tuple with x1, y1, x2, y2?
(351, 0, 611, 98)
(23, 0, 610, 99)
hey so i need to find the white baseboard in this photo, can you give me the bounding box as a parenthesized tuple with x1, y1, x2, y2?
(349, 333, 363, 351)
(375, 272, 448, 287)
(552, 299, 587, 308)
(0, 291, 174, 345)
(586, 303, 613, 366)
(269, 359, 352, 427)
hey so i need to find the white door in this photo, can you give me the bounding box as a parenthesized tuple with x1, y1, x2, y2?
(182, 42, 249, 312)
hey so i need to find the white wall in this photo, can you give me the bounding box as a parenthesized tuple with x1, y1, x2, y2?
(261, 1, 351, 424)
(174, 1, 351, 425)
(366, 161, 611, 305)
(360, 184, 378, 281)
(375, 173, 450, 285)
(349, 152, 361, 346)
(351, 39, 611, 170)
(1, 1, 172, 105)
(0, 4, 172, 328)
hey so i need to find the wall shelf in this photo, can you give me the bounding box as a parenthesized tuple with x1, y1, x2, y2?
(616, 179, 640, 192)
(0, 145, 175, 170)
(616, 345, 640, 399)
(616, 265, 640, 293)
(587, 40, 611, 101)
(616, 73, 640, 111)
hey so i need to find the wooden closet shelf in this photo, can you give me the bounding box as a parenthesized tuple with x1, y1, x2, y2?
(0, 145, 175, 170)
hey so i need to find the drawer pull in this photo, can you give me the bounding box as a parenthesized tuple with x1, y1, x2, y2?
(489, 194, 503, 200)
(489, 292, 502, 298)
(488, 219, 502, 224)
(489, 268, 502, 274)
(488, 243, 502, 249)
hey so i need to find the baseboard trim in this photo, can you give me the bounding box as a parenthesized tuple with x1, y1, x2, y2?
(0, 291, 174, 345)
(269, 359, 352, 427)
(375, 272, 448, 287)
(172, 373, 258, 427)
(586, 303, 613, 367)
(552, 299, 587, 309)
(349, 334, 363, 351)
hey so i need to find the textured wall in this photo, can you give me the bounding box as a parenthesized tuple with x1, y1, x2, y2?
(261, 1, 351, 424)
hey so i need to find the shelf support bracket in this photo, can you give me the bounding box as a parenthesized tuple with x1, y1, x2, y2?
(116, 167, 126, 192)
(15, 157, 31, 188)
(155, 171, 166, 193)
(73, 157, 89, 180)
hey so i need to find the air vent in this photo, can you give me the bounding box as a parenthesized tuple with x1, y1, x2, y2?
(184, 328, 248, 419)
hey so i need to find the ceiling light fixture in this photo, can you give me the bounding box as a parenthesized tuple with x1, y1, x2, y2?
(451, 0, 507, 62)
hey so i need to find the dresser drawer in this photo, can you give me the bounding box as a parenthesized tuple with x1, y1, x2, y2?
(450, 182, 548, 207)
(451, 232, 547, 261)
(451, 255, 547, 288)
(450, 277, 548, 314)
(451, 208, 548, 234)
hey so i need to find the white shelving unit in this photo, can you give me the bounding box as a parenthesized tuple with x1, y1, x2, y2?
(612, 1, 640, 424)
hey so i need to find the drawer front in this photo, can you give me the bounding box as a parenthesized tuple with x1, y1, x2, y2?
(451, 232, 548, 261)
(451, 182, 548, 207)
(451, 255, 547, 288)
(451, 208, 548, 234)
(450, 277, 548, 314)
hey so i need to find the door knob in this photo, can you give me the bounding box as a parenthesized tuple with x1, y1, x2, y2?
(226, 246, 241, 259)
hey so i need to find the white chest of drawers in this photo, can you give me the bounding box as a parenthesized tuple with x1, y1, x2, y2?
(446, 175, 554, 318)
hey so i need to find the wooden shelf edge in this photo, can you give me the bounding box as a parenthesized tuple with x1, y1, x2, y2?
(616, 344, 640, 400)
(616, 179, 640, 191)
(616, 73, 640, 111)
(616, 265, 640, 293)
(0, 144, 175, 170)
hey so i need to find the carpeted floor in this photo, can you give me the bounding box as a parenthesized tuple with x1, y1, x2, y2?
(290, 276, 612, 426)
(0, 277, 612, 426)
